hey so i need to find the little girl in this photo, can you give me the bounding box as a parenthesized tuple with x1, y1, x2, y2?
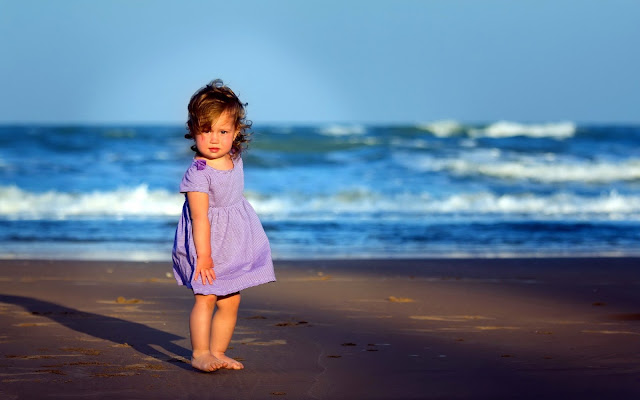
(172, 79, 276, 372)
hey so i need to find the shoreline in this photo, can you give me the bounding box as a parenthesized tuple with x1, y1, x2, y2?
(1, 258, 639, 399)
(3, 250, 640, 262)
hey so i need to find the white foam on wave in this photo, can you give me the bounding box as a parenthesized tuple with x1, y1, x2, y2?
(416, 120, 466, 137)
(422, 190, 639, 218)
(0, 185, 183, 219)
(318, 124, 366, 136)
(249, 189, 640, 221)
(400, 153, 640, 183)
(3, 185, 640, 221)
(470, 121, 576, 139)
(463, 159, 640, 183)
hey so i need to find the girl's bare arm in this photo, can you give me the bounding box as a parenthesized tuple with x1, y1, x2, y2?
(187, 191, 216, 284)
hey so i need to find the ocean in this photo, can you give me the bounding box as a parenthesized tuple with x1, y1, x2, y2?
(1, 121, 639, 261)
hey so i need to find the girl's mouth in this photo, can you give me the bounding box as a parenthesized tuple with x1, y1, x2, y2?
(209, 147, 220, 152)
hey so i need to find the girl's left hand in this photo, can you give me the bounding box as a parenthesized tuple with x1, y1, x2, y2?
(194, 256, 216, 285)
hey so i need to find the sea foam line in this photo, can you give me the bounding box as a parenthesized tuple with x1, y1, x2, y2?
(470, 121, 576, 139)
(318, 124, 366, 136)
(416, 120, 576, 139)
(2, 185, 639, 220)
(243, 190, 640, 220)
(397, 153, 640, 183)
(0, 185, 182, 219)
(416, 120, 466, 137)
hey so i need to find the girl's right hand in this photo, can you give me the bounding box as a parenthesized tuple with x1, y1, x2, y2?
(194, 256, 216, 285)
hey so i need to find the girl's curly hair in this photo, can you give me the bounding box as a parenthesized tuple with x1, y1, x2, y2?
(185, 79, 251, 157)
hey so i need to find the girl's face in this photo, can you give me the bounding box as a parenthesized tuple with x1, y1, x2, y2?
(195, 110, 238, 161)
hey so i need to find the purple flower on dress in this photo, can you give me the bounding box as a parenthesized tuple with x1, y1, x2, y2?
(195, 159, 206, 170)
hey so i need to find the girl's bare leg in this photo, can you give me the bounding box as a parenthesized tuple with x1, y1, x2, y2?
(190, 294, 227, 372)
(210, 292, 244, 369)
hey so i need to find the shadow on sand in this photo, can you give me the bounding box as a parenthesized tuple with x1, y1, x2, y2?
(0, 293, 194, 371)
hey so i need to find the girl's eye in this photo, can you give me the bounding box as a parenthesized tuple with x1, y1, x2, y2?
(220, 130, 228, 134)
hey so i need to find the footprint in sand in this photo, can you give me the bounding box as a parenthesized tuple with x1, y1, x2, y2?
(246, 315, 267, 320)
(365, 344, 379, 352)
(167, 356, 190, 364)
(275, 321, 308, 327)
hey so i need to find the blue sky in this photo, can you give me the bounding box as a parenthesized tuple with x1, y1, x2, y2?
(1, 0, 638, 124)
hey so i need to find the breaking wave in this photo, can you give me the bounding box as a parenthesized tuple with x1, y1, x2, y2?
(469, 121, 576, 139)
(318, 124, 366, 136)
(414, 120, 577, 140)
(0, 185, 182, 219)
(3, 185, 635, 221)
(416, 120, 467, 137)
(398, 153, 640, 183)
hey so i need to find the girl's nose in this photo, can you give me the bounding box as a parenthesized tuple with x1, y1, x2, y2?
(209, 132, 219, 143)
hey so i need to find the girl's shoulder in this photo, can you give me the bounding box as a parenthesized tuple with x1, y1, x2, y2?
(234, 155, 244, 168)
(179, 160, 211, 193)
(192, 159, 208, 171)
(182, 159, 210, 178)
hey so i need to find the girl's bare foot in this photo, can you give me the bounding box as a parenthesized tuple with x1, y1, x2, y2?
(191, 352, 227, 372)
(212, 352, 244, 370)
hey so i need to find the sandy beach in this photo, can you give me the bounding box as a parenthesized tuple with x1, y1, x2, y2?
(1, 258, 639, 399)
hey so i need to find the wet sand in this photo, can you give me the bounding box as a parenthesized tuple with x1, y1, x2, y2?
(0, 258, 639, 399)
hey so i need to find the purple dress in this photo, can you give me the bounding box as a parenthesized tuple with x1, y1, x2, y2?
(172, 157, 275, 296)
